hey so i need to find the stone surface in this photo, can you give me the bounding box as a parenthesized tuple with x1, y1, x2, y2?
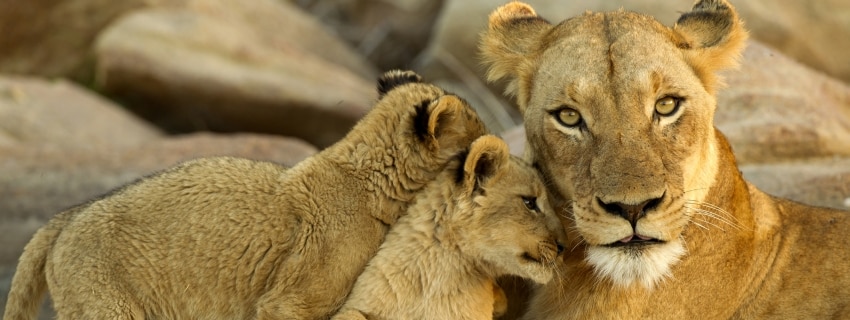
(734, 0, 850, 83)
(299, 0, 445, 72)
(95, 4, 377, 148)
(0, 0, 376, 82)
(716, 42, 850, 164)
(741, 157, 850, 211)
(0, 0, 150, 81)
(0, 133, 317, 319)
(0, 75, 163, 148)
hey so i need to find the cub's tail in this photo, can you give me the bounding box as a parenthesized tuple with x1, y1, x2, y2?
(3, 208, 77, 320)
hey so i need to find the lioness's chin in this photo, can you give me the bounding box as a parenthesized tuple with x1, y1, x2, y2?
(585, 240, 685, 289)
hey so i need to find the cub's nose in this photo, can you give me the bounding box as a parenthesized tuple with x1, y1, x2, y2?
(597, 195, 664, 227)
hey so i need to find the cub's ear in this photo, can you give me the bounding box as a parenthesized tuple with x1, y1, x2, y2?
(479, 1, 551, 111)
(377, 70, 423, 98)
(417, 95, 488, 157)
(461, 135, 510, 194)
(672, 0, 748, 93)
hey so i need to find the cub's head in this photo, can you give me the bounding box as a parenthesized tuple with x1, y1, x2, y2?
(351, 70, 488, 186)
(480, 1, 747, 287)
(451, 135, 567, 284)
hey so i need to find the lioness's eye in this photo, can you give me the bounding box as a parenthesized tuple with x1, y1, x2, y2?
(655, 96, 682, 116)
(522, 196, 539, 212)
(552, 107, 582, 127)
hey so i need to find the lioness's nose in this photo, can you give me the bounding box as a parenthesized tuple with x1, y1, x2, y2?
(597, 196, 663, 227)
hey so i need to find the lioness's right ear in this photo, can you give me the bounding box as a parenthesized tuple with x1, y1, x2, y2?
(672, 0, 748, 94)
(479, 1, 551, 112)
(461, 135, 510, 194)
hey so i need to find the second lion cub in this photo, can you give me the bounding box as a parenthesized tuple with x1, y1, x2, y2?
(334, 135, 567, 320)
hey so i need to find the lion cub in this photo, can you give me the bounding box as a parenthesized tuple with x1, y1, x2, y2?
(333, 135, 567, 320)
(4, 70, 488, 320)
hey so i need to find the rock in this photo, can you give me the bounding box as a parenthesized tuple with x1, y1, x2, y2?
(716, 42, 850, 164)
(95, 4, 377, 148)
(0, 0, 375, 83)
(0, 75, 162, 148)
(0, 0, 149, 81)
(734, 0, 850, 84)
(741, 157, 850, 211)
(299, 0, 445, 72)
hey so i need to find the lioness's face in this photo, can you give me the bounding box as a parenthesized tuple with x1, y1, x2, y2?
(481, 1, 747, 288)
(526, 13, 716, 288)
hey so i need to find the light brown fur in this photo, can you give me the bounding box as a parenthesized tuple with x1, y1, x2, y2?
(481, 1, 850, 318)
(3, 70, 488, 320)
(333, 135, 567, 320)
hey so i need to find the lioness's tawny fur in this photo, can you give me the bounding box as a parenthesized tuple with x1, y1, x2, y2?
(333, 135, 567, 320)
(480, 1, 850, 318)
(3, 70, 488, 319)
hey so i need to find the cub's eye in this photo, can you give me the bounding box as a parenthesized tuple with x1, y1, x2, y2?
(522, 196, 539, 212)
(551, 107, 583, 127)
(655, 96, 682, 116)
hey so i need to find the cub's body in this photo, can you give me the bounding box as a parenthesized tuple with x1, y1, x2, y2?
(4, 70, 487, 320)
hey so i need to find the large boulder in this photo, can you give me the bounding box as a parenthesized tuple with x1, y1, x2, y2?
(734, 0, 850, 83)
(298, 0, 445, 72)
(0, 75, 162, 148)
(95, 3, 377, 148)
(0, 0, 375, 82)
(716, 42, 850, 164)
(0, 0, 150, 81)
(741, 157, 850, 211)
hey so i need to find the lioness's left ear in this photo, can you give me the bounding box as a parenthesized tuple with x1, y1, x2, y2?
(672, 0, 748, 93)
(462, 135, 510, 194)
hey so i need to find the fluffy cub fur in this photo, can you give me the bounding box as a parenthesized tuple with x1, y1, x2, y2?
(333, 135, 566, 320)
(3, 70, 488, 320)
(480, 1, 850, 318)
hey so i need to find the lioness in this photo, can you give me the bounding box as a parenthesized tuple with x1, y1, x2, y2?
(3, 70, 488, 319)
(333, 135, 567, 320)
(481, 0, 850, 318)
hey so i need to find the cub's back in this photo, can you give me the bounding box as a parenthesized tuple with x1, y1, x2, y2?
(49, 157, 297, 318)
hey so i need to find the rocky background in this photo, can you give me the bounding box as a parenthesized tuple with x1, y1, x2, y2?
(1, 0, 849, 317)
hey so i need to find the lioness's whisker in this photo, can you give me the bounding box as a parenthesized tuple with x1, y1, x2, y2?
(688, 209, 728, 231)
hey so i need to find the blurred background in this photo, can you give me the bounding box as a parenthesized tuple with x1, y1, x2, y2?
(1, 0, 849, 317)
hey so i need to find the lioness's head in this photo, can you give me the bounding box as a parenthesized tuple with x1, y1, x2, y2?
(451, 135, 567, 284)
(480, 0, 747, 288)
